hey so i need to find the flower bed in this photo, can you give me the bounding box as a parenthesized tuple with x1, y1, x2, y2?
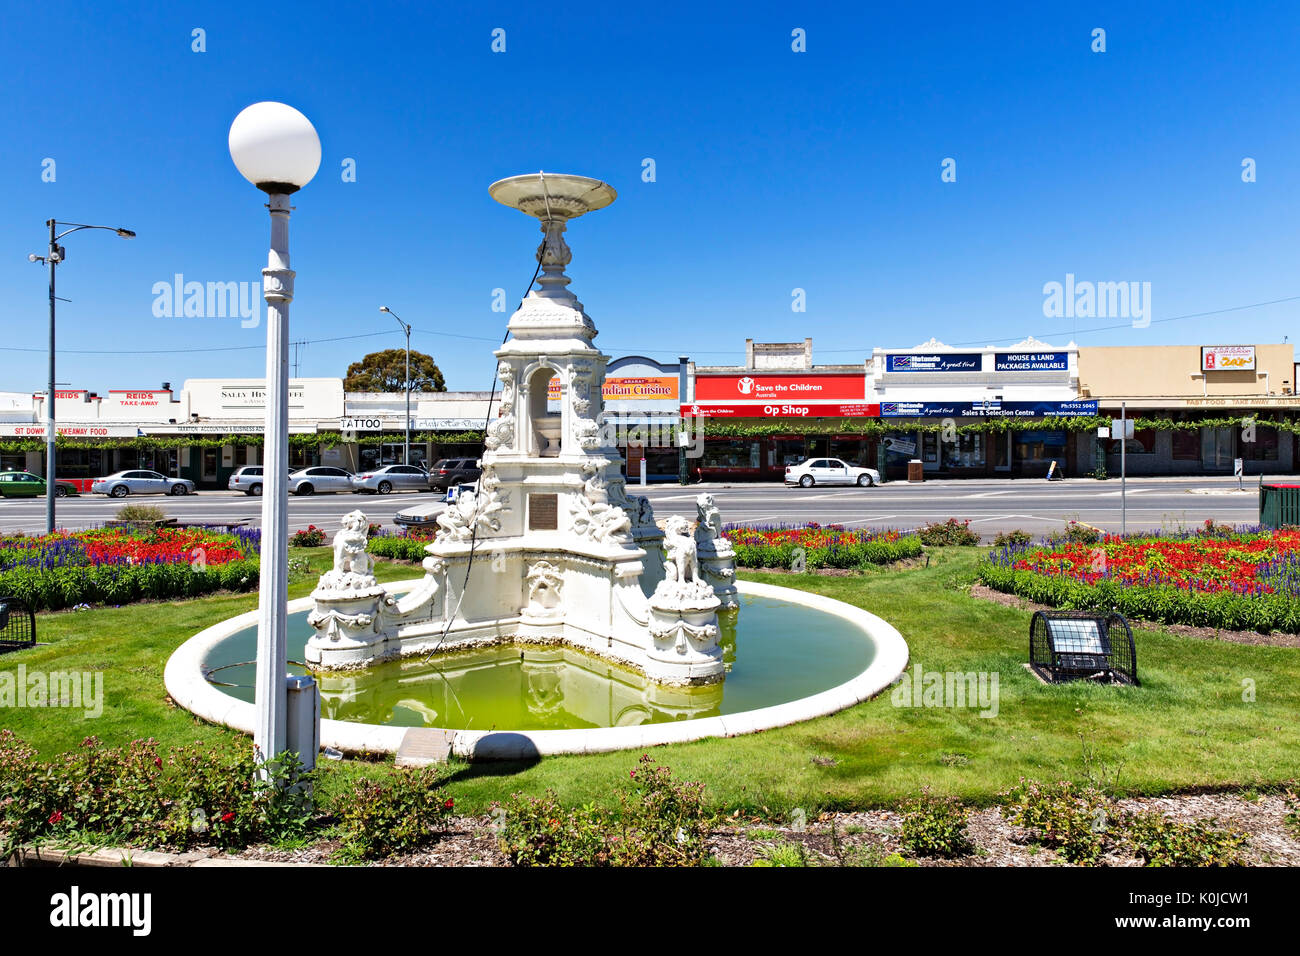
(0, 527, 260, 611)
(727, 524, 923, 570)
(368, 527, 436, 562)
(978, 527, 1300, 633)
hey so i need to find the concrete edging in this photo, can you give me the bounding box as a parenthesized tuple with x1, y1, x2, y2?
(164, 578, 910, 760)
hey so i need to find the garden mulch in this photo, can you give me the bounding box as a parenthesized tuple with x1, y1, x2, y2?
(970, 582, 1300, 648)
(223, 792, 1300, 867)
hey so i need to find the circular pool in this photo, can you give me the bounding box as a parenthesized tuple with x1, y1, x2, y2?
(165, 579, 908, 759)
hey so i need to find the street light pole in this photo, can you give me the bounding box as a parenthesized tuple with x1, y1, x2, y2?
(30, 221, 135, 535)
(229, 102, 320, 771)
(379, 306, 412, 465)
(45, 220, 56, 536)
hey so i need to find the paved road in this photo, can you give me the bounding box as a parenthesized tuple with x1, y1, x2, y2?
(0, 475, 1270, 538)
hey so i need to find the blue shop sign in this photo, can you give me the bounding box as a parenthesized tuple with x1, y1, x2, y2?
(994, 351, 1069, 371)
(880, 400, 1097, 418)
(884, 352, 982, 372)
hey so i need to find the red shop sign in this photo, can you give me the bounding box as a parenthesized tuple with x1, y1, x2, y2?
(681, 402, 880, 419)
(694, 373, 866, 402)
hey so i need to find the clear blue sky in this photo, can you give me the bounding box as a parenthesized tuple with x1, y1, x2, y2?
(3, 0, 1298, 392)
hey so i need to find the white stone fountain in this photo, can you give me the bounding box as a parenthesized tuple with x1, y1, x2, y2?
(305, 173, 738, 685)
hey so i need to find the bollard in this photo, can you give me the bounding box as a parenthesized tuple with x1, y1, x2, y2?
(285, 674, 320, 775)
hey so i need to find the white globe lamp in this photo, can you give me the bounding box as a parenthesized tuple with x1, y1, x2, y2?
(228, 101, 321, 194)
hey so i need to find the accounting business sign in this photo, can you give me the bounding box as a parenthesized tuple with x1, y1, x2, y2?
(1201, 345, 1256, 371)
(884, 353, 981, 373)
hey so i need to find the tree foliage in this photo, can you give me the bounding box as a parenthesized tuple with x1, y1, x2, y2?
(344, 348, 446, 393)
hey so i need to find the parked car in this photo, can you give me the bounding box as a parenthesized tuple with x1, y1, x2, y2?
(91, 470, 196, 497)
(0, 471, 80, 498)
(351, 464, 430, 495)
(428, 458, 482, 491)
(228, 466, 300, 495)
(288, 466, 355, 496)
(784, 458, 880, 488)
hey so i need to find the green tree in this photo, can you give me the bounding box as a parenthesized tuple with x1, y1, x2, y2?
(344, 349, 446, 392)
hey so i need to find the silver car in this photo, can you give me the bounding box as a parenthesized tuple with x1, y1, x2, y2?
(92, 470, 196, 497)
(351, 464, 430, 495)
(228, 466, 297, 495)
(289, 466, 355, 496)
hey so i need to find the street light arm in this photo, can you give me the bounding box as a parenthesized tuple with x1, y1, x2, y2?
(51, 222, 136, 242)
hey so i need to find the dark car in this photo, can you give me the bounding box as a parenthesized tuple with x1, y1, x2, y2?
(428, 458, 482, 491)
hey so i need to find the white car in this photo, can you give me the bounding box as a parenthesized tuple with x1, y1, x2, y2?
(785, 458, 880, 488)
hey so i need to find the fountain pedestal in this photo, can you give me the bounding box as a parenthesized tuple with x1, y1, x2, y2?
(305, 173, 735, 686)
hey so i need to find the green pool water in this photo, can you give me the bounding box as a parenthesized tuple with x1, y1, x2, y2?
(204, 594, 875, 731)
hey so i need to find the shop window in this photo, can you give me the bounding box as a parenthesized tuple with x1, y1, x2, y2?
(922, 433, 939, 464)
(290, 445, 315, 469)
(942, 433, 986, 469)
(830, 438, 867, 466)
(773, 438, 806, 466)
(1109, 429, 1155, 454)
(1171, 428, 1200, 460)
(1, 454, 25, 472)
(1016, 430, 1066, 465)
(1241, 426, 1279, 461)
(701, 439, 760, 469)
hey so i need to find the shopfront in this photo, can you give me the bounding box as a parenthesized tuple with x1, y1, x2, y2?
(1077, 344, 1299, 476)
(684, 356, 877, 480)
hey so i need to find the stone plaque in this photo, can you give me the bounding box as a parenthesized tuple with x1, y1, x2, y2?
(528, 493, 559, 531)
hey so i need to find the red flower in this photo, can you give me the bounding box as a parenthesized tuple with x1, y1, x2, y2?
(220, 811, 235, 823)
(443, 798, 454, 809)
(48, 810, 64, 825)
(154, 757, 163, 768)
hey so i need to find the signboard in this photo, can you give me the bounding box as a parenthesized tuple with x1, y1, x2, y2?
(994, 351, 1069, 372)
(184, 378, 344, 420)
(1234, 457, 1244, 477)
(1111, 418, 1135, 439)
(548, 377, 678, 401)
(0, 423, 139, 438)
(105, 390, 171, 408)
(341, 418, 387, 431)
(146, 423, 317, 435)
(884, 353, 981, 373)
(883, 436, 917, 457)
(693, 373, 865, 402)
(413, 418, 485, 430)
(682, 403, 880, 419)
(880, 400, 1097, 418)
(1201, 345, 1256, 371)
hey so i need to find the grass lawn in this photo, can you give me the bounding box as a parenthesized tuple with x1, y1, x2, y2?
(4, 547, 1298, 815)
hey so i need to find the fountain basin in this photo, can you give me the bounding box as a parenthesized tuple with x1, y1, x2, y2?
(165, 579, 908, 760)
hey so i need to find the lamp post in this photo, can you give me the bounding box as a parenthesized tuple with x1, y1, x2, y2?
(379, 306, 412, 465)
(28, 222, 135, 534)
(229, 102, 321, 768)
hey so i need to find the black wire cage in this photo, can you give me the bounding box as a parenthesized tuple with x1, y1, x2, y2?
(1029, 609, 1137, 686)
(0, 596, 36, 654)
